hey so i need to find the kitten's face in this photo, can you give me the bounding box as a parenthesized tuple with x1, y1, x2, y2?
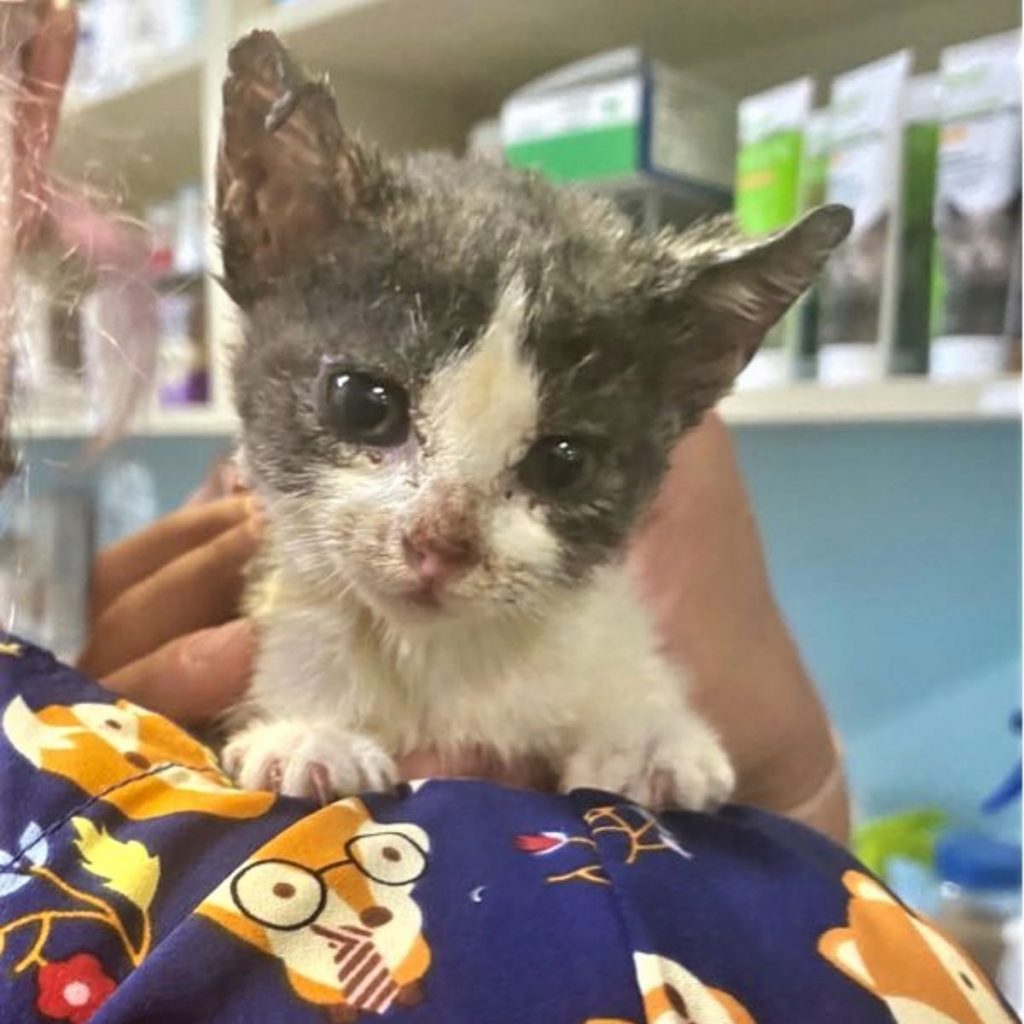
(236, 246, 680, 621)
(220, 32, 851, 624)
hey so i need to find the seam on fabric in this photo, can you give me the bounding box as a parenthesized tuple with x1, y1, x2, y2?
(6, 761, 224, 866)
(572, 792, 651, 1023)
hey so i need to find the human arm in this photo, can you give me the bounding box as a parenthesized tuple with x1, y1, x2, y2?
(628, 413, 849, 842)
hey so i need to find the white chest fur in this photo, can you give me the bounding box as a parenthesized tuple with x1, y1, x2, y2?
(242, 560, 653, 757)
(225, 553, 734, 810)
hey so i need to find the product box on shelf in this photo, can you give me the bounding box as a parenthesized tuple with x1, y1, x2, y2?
(11, 275, 88, 423)
(818, 50, 915, 385)
(734, 77, 814, 388)
(144, 183, 210, 408)
(500, 47, 734, 218)
(930, 30, 1022, 381)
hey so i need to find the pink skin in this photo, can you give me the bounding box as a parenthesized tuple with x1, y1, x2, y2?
(400, 527, 480, 605)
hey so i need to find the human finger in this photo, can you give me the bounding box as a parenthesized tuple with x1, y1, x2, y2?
(89, 496, 254, 618)
(100, 619, 255, 726)
(79, 516, 260, 678)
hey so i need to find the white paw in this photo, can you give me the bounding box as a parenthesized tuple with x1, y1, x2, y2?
(222, 720, 397, 802)
(562, 720, 734, 812)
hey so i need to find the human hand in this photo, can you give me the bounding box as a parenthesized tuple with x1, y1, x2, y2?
(78, 496, 261, 726)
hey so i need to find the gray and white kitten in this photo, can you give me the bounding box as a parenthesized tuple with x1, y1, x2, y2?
(218, 32, 851, 809)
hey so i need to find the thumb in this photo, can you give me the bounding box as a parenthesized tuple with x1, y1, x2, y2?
(100, 619, 255, 726)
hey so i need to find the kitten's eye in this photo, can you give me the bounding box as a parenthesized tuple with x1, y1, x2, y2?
(320, 370, 409, 447)
(516, 437, 594, 496)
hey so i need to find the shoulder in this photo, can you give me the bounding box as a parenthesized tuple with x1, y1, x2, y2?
(0, 635, 1013, 1023)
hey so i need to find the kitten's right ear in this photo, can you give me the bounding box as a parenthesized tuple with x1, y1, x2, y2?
(217, 31, 390, 303)
(661, 204, 852, 419)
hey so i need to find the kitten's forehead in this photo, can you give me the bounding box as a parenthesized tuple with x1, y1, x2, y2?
(420, 276, 539, 483)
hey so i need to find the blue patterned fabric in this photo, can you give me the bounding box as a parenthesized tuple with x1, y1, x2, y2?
(0, 634, 1017, 1024)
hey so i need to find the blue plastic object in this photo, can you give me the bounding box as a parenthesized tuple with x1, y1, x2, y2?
(982, 710, 1022, 815)
(935, 831, 1022, 892)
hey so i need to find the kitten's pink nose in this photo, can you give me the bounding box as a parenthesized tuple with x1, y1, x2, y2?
(402, 528, 480, 586)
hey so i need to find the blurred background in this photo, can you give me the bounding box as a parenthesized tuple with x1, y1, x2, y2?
(4, 0, 1022, 965)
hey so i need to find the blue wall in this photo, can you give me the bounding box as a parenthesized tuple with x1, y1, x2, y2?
(733, 423, 1020, 828)
(18, 421, 1023, 827)
(8, 435, 230, 516)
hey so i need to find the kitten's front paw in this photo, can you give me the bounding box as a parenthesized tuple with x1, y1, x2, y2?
(223, 720, 397, 803)
(562, 722, 734, 812)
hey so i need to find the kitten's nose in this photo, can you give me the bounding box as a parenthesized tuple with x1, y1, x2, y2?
(402, 528, 480, 586)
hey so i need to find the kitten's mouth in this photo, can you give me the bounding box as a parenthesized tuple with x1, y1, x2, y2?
(352, 574, 452, 619)
(402, 585, 443, 610)
(376, 578, 448, 612)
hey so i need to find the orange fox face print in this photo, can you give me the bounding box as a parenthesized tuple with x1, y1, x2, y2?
(633, 952, 756, 1024)
(2, 696, 273, 820)
(197, 799, 431, 1018)
(819, 871, 1015, 1024)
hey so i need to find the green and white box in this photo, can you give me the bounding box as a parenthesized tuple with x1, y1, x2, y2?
(819, 51, 912, 385)
(500, 48, 734, 195)
(734, 77, 814, 388)
(930, 31, 1022, 381)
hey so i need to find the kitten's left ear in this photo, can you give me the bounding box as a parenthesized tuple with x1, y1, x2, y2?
(217, 31, 391, 303)
(664, 204, 853, 420)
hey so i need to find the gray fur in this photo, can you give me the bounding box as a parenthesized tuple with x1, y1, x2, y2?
(222, 32, 851, 582)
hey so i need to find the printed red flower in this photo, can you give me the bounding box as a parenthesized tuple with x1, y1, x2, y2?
(515, 831, 568, 855)
(36, 952, 117, 1024)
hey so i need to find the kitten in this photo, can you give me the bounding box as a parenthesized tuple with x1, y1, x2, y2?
(217, 32, 851, 809)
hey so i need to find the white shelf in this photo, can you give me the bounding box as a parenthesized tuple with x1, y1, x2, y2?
(13, 379, 1019, 439)
(13, 407, 238, 441)
(50, 0, 1018, 181)
(720, 378, 1021, 425)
